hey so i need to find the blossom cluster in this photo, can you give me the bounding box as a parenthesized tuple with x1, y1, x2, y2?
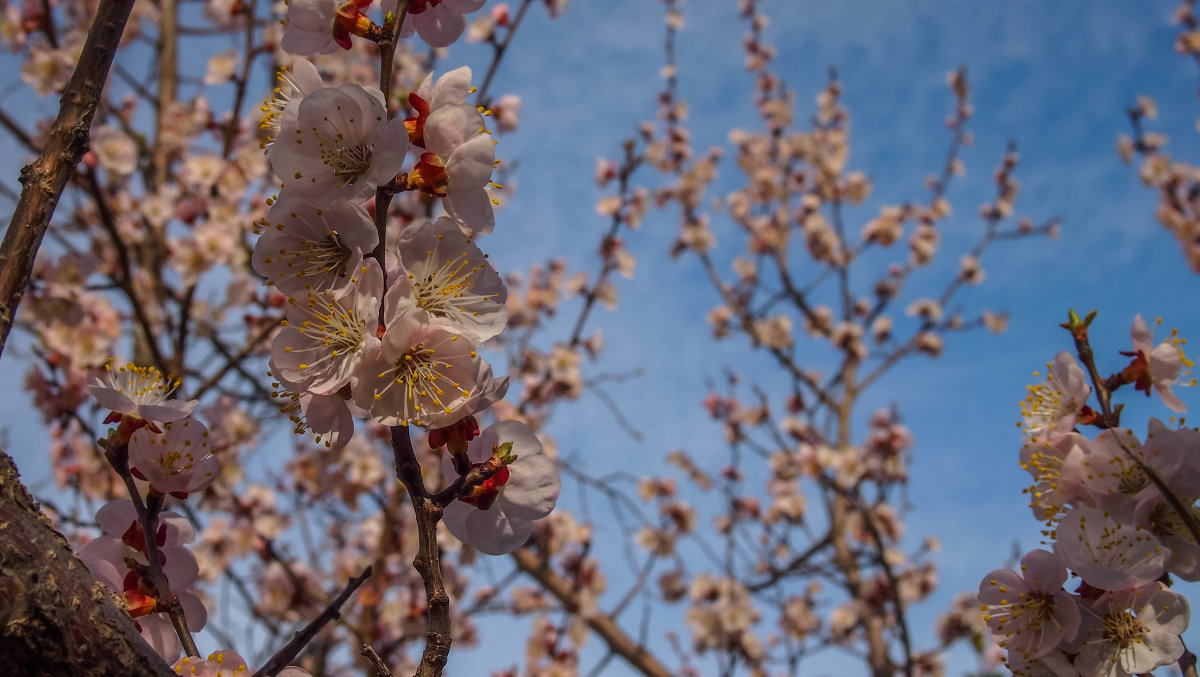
(56, 0, 564, 665)
(981, 314, 1197, 676)
(264, 0, 560, 560)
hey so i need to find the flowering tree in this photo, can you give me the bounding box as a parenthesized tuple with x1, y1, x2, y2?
(0, 1, 1198, 677)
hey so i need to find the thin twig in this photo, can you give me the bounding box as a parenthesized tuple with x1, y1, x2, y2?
(361, 645, 395, 677)
(251, 566, 374, 677)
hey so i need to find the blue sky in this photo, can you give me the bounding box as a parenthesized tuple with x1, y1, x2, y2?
(4, 0, 1200, 675)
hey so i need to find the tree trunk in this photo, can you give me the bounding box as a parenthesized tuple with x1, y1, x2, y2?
(0, 450, 174, 676)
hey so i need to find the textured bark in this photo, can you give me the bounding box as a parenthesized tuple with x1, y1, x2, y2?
(0, 450, 174, 677)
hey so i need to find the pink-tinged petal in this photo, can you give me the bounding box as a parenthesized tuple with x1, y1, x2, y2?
(498, 454, 559, 521)
(300, 391, 355, 450)
(183, 454, 220, 493)
(281, 27, 339, 57)
(276, 669, 314, 677)
(443, 0, 486, 13)
(1019, 549, 1070, 591)
(464, 503, 532, 555)
(424, 104, 484, 158)
(134, 399, 198, 423)
(447, 132, 495, 190)
(1131, 314, 1154, 354)
(430, 66, 473, 108)
(138, 614, 182, 661)
(285, 0, 334, 31)
(95, 500, 138, 536)
(414, 71, 434, 101)
(159, 514, 195, 545)
(443, 188, 495, 235)
(291, 59, 324, 93)
(1157, 385, 1187, 413)
(326, 200, 379, 252)
(1054, 506, 1167, 590)
(976, 568, 1026, 605)
(161, 545, 200, 589)
(88, 384, 135, 413)
(413, 9, 466, 47)
(78, 537, 128, 590)
(364, 117, 410, 187)
(1148, 342, 1182, 378)
(178, 589, 208, 632)
(442, 500, 471, 543)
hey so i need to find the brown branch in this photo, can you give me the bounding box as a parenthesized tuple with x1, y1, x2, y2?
(0, 0, 136, 361)
(108, 447, 199, 658)
(511, 547, 673, 677)
(390, 425, 453, 677)
(252, 566, 374, 677)
(361, 645, 395, 677)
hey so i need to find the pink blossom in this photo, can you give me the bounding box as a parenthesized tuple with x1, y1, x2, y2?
(78, 501, 207, 661)
(441, 420, 561, 554)
(1072, 583, 1189, 677)
(260, 59, 325, 151)
(1020, 352, 1091, 443)
(252, 195, 378, 295)
(351, 313, 494, 428)
(1072, 420, 1200, 521)
(270, 84, 408, 203)
(1053, 505, 1166, 591)
(396, 0, 487, 47)
(172, 650, 313, 676)
(129, 418, 219, 496)
(281, 0, 374, 56)
(1124, 314, 1190, 413)
(410, 102, 497, 234)
(88, 359, 198, 424)
(1018, 433, 1088, 523)
(978, 549, 1080, 662)
(386, 216, 508, 341)
(270, 259, 383, 395)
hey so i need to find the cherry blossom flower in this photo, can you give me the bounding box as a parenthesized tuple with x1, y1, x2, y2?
(441, 420, 560, 554)
(270, 84, 408, 203)
(273, 381, 358, 450)
(270, 259, 383, 395)
(252, 195, 378, 295)
(281, 0, 374, 56)
(78, 500, 207, 661)
(386, 216, 507, 341)
(88, 358, 198, 424)
(172, 650, 313, 676)
(260, 59, 325, 151)
(1053, 505, 1167, 590)
(978, 550, 1080, 662)
(406, 67, 475, 143)
(91, 125, 138, 177)
(1072, 420, 1200, 519)
(1020, 351, 1091, 443)
(1135, 493, 1200, 580)
(1018, 433, 1087, 523)
(351, 313, 493, 427)
(1073, 583, 1189, 677)
(129, 418, 218, 497)
(1122, 314, 1192, 413)
(396, 0, 487, 48)
(409, 102, 497, 234)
